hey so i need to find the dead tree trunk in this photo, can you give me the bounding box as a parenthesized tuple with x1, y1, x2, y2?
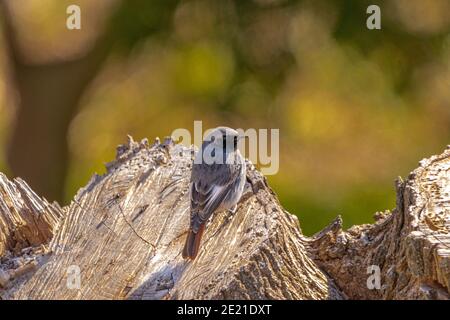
(0, 137, 449, 300)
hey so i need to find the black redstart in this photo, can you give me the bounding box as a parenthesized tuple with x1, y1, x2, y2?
(182, 127, 246, 260)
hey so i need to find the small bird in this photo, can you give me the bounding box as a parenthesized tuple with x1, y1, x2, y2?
(182, 127, 246, 260)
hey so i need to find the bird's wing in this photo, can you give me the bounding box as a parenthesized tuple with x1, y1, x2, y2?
(189, 162, 241, 232)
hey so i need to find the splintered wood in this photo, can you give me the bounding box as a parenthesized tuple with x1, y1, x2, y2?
(0, 174, 62, 256)
(308, 146, 450, 299)
(0, 137, 448, 300)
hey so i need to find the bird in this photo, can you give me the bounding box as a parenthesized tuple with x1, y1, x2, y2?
(182, 127, 246, 260)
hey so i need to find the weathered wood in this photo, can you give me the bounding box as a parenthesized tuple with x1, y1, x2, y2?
(308, 147, 450, 299)
(0, 174, 63, 256)
(0, 137, 449, 300)
(0, 173, 63, 296)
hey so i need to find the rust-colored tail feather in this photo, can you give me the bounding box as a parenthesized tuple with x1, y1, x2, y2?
(182, 224, 205, 260)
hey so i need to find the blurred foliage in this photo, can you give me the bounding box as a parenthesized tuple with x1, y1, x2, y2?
(1, 0, 449, 235)
(0, 31, 11, 176)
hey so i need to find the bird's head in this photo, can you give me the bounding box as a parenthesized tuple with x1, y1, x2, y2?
(204, 127, 242, 152)
(196, 127, 244, 165)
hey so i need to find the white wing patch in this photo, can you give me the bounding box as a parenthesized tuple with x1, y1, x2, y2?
(202, 185, 227, 216)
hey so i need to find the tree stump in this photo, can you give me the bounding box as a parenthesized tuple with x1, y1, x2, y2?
(0, 137, 449, 300)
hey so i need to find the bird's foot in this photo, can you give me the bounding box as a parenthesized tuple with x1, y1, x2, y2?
(227, 205, 238, 215)
(221, 205, 237, 225)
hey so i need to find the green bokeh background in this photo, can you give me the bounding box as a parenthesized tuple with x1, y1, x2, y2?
(0, 0, 449, 235)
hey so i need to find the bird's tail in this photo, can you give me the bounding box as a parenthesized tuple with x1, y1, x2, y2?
(182, 224, 205, 260)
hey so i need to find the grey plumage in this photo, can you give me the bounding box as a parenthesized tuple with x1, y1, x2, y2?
(182, 127, 246, 260)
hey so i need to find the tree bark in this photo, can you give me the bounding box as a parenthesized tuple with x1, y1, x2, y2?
(0, 137, 449, 300)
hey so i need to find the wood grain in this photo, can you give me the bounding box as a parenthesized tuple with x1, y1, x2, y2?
(0, 137, 449, 300)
